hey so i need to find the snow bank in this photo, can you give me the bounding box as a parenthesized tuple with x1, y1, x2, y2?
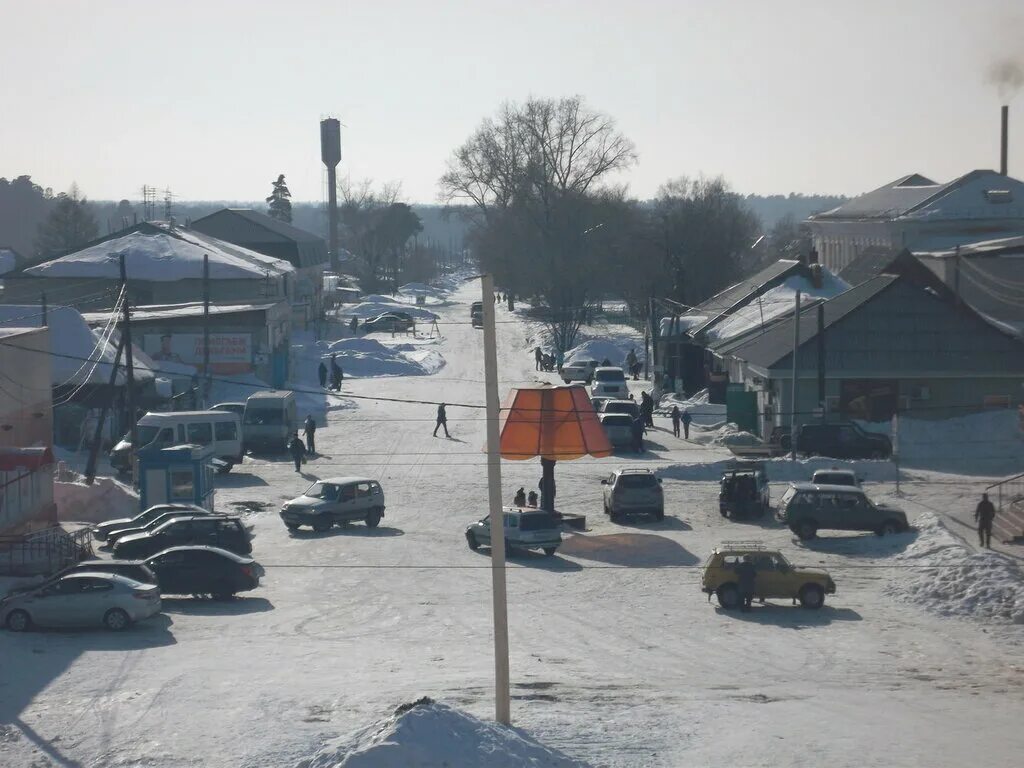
(884, 513, 1024, 624)
(296, 698, 589, 768)
(564, 339, 638, 367)
(399, 282, 448, 298)
(325, 338, 446, 377)
(340, 301, 439, 321)
(54, 474, 139, 524)
(658, 389, 726, 427)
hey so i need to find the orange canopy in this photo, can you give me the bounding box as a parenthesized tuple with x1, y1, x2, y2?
(497, 384, 613, 461)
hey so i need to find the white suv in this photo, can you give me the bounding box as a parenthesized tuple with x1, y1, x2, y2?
(602, 468, 664, 521)
(590, 367, 628, 398)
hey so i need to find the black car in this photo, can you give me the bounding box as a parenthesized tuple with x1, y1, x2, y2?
(106, 510, 225, 546)
(93, 503, 207, 542)
(1, 559, 157, 601)
(144, 546, 263, 599)
(362, 312, 415, 333)
(796, 422, 892, 460)
(113, 516, 252, 560)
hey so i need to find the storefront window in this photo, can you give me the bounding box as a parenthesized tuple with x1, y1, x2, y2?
(170, 470, 194, 501)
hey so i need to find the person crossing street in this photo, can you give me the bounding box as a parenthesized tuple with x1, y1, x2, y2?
(433, 403, 450, 438)
(975, 493, 996, 548)
(303, 414, 317, 454)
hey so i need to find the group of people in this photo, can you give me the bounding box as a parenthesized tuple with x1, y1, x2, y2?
(669, 405, 693, 439)
(513, 487, 539, 507)
(286, 414, 320, 472)
(318, 354, 344, 392)
(533, 347, 563, 372)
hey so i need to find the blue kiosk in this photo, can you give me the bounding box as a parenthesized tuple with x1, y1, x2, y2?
(136, 443, 216, 512)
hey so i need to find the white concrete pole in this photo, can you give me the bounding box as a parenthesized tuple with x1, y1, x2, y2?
(789, 290, 801, 460)
(481, 272, 511, 725)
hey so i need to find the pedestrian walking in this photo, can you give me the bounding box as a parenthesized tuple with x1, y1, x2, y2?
(433, 403, 450, 437)
(318, 360, 328, 389)
(303, 414, 317, 454)
(682, 409, 692, 440)
(350, 317, 358, 335)
(640, 391, 654, 428)
(330, 354, 343, 392)
(670, 405, 681, 437)
(975, 493, 996, 548)
(626, 349, 638, 380)
(534, 346, 543, 371)
(631, 415, 645, 453)
(287, 432, 307, 473)
(734, 556, 757, 612)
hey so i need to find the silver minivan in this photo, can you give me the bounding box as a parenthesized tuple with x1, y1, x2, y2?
(110, 410, 243, 473)
(280, 477, 386, 531)
(243, 390, 297, 452)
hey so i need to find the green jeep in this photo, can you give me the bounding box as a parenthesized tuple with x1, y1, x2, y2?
(701, 543, 836, 610)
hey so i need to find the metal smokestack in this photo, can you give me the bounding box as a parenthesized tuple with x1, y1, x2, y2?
(1001, 105, 1008, 175)
(320, 118, 342, 266)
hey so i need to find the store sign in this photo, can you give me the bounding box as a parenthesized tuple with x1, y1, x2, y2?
(143, 333, 252, 370)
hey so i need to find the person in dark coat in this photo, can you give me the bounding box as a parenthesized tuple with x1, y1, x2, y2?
(975, 493, 996, 548)
(631, 415, 645, 453)
(433, 403, 450, 437)
(670, 405, 681, 437)
(318, 360, 328, 389)
(527, 490, 538, 507)
(681, 409, 692, 440)
(640, 391, 654, 428)
(303, 414, 317, 454)
(287, 432, 306, 472)
(350, 317, 358, 335)
(513, 487, 526, 507)
(601, 358, 612, 367)
(330, 355, 343, 392)
(734, 556, 757, 611)
(534, 347, 543, 371)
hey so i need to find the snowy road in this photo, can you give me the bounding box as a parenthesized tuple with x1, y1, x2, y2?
(1, 282, 1022, 767)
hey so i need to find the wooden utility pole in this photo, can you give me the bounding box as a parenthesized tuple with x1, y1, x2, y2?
(84, 335, 125, 485)
(817, 303, 826, 420)
(203, 253, 211, 407)
(119, 253, 138, 480)
(480, 272, 511, 725)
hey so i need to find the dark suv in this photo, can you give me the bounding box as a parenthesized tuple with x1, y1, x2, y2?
(113, 516, 252, 559)
(796, 422, 891, 460)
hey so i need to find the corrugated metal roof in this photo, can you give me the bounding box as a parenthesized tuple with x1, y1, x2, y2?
(837, 246, 901, 286)
(194, 208, 325, 244)
(812, 174, 944, 220)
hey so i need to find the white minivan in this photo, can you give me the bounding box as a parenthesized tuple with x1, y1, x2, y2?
(110, 410, 244, 473)
(243, 390, 297, 453)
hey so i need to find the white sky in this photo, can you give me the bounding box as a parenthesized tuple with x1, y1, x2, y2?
(1, 0, 1021, 204)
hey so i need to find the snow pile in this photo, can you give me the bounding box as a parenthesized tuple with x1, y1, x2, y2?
(563, 339, 637, 367)
(399, 282, 447, 298)
(339, 301, 439, 321)
(54, 474, 138, 524)
(658, 389, 726, 426)
(325, 338, 445, 377)
(884, 513, 1024, 624)
(296, 698, 589, 768)
(658, 314, 708, 337)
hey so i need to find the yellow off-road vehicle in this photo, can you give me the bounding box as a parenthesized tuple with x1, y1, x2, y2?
(701, 542, 836, 610)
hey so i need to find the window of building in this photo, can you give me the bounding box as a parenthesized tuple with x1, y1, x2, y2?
(170, 470, 194, 501)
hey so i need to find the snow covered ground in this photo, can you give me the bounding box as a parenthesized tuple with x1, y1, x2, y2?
(1, 282, 1022, 768)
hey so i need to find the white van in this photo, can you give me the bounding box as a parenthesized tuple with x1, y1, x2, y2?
(243, 390, 297, 453)
(110, 411, 244, 473)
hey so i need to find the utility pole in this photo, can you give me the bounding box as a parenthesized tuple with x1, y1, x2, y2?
(789, 290, 801, 460)
(119, 253, 138, 482)
(203, 253, 211, 407)
(40, 292, 47, 326)
(85, 334, 126, 485)
(480, 272, 511, 726)
(953, 245, 961, 310)
(817, 303, 826, 421)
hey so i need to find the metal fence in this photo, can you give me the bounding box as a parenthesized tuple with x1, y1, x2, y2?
(0, 526, 93, 577)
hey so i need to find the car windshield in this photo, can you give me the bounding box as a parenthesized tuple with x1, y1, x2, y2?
(136, 425, 161, 445)
(595, 369, 625, 382)
(519, 513, 558, 531)
(619, 474, 657, 488)
(304, 482, 340, 500)
(245, 409, 284, 425)
(815, 473, 855, 486)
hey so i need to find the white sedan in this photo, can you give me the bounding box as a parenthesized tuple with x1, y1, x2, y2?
(558, 359, 599, 384)
(1, 572, 162, 632)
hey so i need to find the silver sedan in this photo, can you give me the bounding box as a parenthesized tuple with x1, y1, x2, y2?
(1, 572, 162, 632)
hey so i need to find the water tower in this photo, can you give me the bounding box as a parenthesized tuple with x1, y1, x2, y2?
(320, 118, 341, 267)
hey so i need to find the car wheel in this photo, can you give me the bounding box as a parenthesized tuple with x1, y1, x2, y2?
(504, 542, 515, 558)
(365, 509, 383, 528)
(212, 582, 235, 601)
(312, 518, 332, 533)
(103, 608, 131, 631)
(284, 522, 300, 531)
(542, 547, 557, 557)
(716, 584, 741, 610)
(870, 449, 886, 460)
(466, 531, 479, 551)
(755, 504, 767, 519)
(5, 609, 30, 632)
(798, 583, 825, 610)
(797, 520, 818, 540)
(563, 378, 571, 384)
(654, 508, 665, 521)
(878, 520, 901, 536)
(609, 511, 621, 524)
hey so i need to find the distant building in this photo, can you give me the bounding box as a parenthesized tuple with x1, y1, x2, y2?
(807, 170, 1024, 272)
(0, 246, 22, 277)
(191, 209, 329, 326)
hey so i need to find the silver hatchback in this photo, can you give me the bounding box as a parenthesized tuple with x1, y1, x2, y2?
(281, 477, 386, 531)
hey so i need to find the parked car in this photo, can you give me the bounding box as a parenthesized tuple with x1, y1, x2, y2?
(243, 390, 297, 453)
(2, 573, 161, 632)
(93, 503, 208, 542)
(701, 544, 836, 610)
(559, 359, 599, 384)
(280, 477, 386, 531)
(362, 312, 415, 334)
(113, 516, 252, 559)
(105, 509, 224, 546)
(590, 367, 629, 399)
(144, 546, 263, 599)
(796, 422, 892, 459)
(2, 559, 157, 601)
(596, 399, 640, 419)
(809, 468, 860, 487)
(598, 413, 635, 448)
(778, 483, 909, 540)
(210, 402, 246, 418)
(110, 410, 244, 473)
(465, 508, 562, 556)
(602, 468, 664, 521)
(719, 465, 770, 519)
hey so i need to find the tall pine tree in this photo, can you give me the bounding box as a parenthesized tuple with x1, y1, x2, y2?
(35, 184, 99, 257)
(266, 174, 292, 223)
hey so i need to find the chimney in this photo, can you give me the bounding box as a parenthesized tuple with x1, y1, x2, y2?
(1001, 105, 1009, 176)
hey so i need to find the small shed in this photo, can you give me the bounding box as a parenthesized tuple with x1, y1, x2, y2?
(137, 443, 215, 513)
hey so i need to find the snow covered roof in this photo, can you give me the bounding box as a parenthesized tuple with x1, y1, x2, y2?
(80, 301, 280, 325)
(339, 300, 439, 320)
(0, 305, 153, 385)
(24, 222, 295, 282)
